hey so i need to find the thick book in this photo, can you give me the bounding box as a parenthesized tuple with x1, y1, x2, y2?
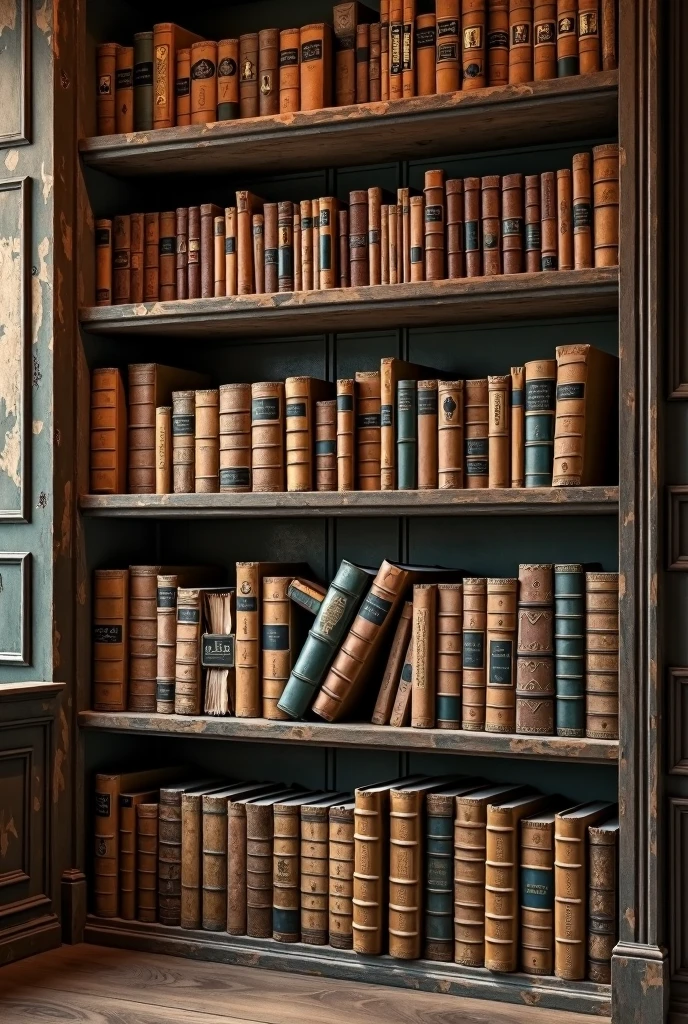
(520, 800, 571, 976)
(424, 170, 445, 280)
(172, 390, 195, 494)
(487, 374, 511, 488)
(93, 569, 129, 712)
(96, 43, 118, 135)
(488, 0, 509, 85)
(158, 778, 222, 927)
(435, 0, 460, 92)
(236, 190, 263, 294)
(315, 400, 337, 491)
(227, 786, 288, 935)
(484, 577, 518, 733)
(553, 344, 618, 487)
(181, 782, 233, 930)
(355, 370, 381, 490)
(195, 389, 220, 493)
(279, 28, 300, 113)
(371, 600, 412, 725)
(438, 380, 464, 489)
(273, 791, 323, 942)
(329, 799, 356, 949)
(411, 583, 438, 729)
(133, 32, 154, 131)
(119, 786, 158, 920)
(219, 382, 251, 494)
(251, 381, 285, 492)
(436, 582, 463, 728)
(462, 0, 486, 88)
(516, 563, 555, 736)
(129, 565, 161, 712)
(464, 378, 489, 488)
(262, 576, 301, 720)
(333, 3, 375, 105)
(397, 379, 417, 490)
(301, 795, 349, 945)
(300, 23, 333, 110)
(533, 0, 556, 80)
(336, 378, 356, 491)
(462, 577, 487, 730)
(588, 813, 619, 983)
(152, 23, 203, 129)
(592, 143, 619, 260)
(136, 802, 158, 922)
(157, 571, 195, 715)
(246, 789, 301, 938)
(524, 358, 556, 487)
(555, 563, 586, 737)
(285, 376, 334, 492)
(417, 380, 439, 489)
(585, 572, 619, 740)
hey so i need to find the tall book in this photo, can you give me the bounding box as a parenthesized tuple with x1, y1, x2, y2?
(355, 370, 381, 490)
(487, 374, 511, 488)
(437, 380, 464, 488)
(502, 172, 523, 274)
(172, 390, 195, 494)
(251, 381, 285, 492)
(112, 214, 132, 304)
(136, 802, 158, 922)
(285, 376, 334, 491)
(520, 800, 570, 976)
(155, 406, 172, 494)
(371, 600, 413, 725)
(336, 378, 356, 490)
(397, 379, 417, 490)
(417, 380, 439, 489)
(129, 565, 162, 712)
(195, 389, 220, 493)
(239, 34, 259, 117)
(446, 179, 464, 278)
(464, 177, 481, 276)
(555, 563, 586, 737)
(464, 378, 489, 488)
(273, 791, 322, 942)
(246, 789, 301, 938)
(301, 795, 349, 945)
(484, 577, 518, 733)
(510, 366, 525, 487)
(219, 383, 251, 493)
(156, 572, 181, 715)
(481, 175, 501, 276)
(524, 358, 556, 487)
(96, 43, 118, 135)
(203, 588, 236, 716)
(174, 587, 204, 715)
(557, 168, 573, 271)
(435, 0, 460, 92)
(95, 218, 112, 306)
(389, 634, 414, 727)
(218, 39, 239, 121)
(411, 584, 438, 729)
(488, 0, 509, 84)
(158, 778, 221, 927)
(588, 814, 619, 983)
(541, 169, 558, 270)
(329, 799, 356, 949)
(585, 572, 619, 740)
(300, 23, 333, 110)
(462, 577, 487, 730)
(555, 1, 578, 76)
(262, 576, 300, 720)
(152, 23, 203, 129)
(119, 785, 159, 920)
(315, 400, 337, 491)
(573, 151, 593, 270)
(552, 344, 618, 486)
(380, 357, 436, 489)
(133, 32, 154, 131)
(436, 582, 462, 728)
(93, 568, 129, 712)
(181, 781, 232, 930)
(592, 143, 619, 267)
(524, 173, 541, 272)
(516, 563, 555, 735)
(227, 786, 288, 935)
(533, 0, 556, 79)
(279, 28, 300, 113)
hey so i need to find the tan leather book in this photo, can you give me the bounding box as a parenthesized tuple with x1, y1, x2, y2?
(409, 194, 425, 281)
(301, 795, 349, 945)
(176, 47, 191, 125)
(131, 565, 186, 712)
(219, 382, 251, 493)
(181, 782, 231, 929)
(462, 0, 487, 88)
(174, 587, 204, 714)
(502, 173, 524, 275)
(556, 0, 578, 76)
(485, 577, 518, 733)
(437, 379, 464, 489)
(262, 576, 296, 720)
(201, 203, 222, 299)
(272, 791, 321, 942)
(131, 213, 144, 303)
(349, 189, 369, 287)
(465, 377, 489, 488)
(488, 0, 510, 84)
(402, 0, 416, 97)
(356, 24, 370, 102)
(247, 789, 301, 937)
(484, 791, 551, 971)
(253, 213, 265, 293)
(172, 390, 195, 494)
(279, 28, 300, 112)
(329, 800, 356, 948)
(399, 187, 410, 282)
(93, 569, 129, 712)
(370, 22, 382, 98)
(463, 177, 482, 277)
(436, 0, 460, 92)
(239, 33, 259, 117)
(372, 601, 413, 725)
(368, 188, 382, 285)
(533, 0, 556, 78)
(592, 143, 619, 267)
(389, 0, 404, 98)
(95, 219, 113, 306)
(190, 41, 218, 124)
(334, 3, 370, 105)
(411, 584, 438, 728)
(381, 0, 390, 98)
(588, 813, 619, 982)
(557, 168, 573, 271)
(176, 207, 188, 300)
(300, 199, 314, 291)
(214, 39, 238, 122)
(187, 206, 201, 298)
(578, 0, 600, 72)
(387, 203, 398, 283)
(113, 215, 132, 305)
(144, 212, 160, 301)
(236, 190, 263, 295)
(541, 170, 558, 270)
(389, 634, 414, 726)
(258, 28, 279, 116)
(90, 367, 127, 495)
(516, 563, 555, 735)
(155, 406, 172, 494)
(319, 197, 338, 290)
(214, 216, 226, 296)
(510, 366, 525, 487)
(315, 400, 337, 491)
(336, 378, 356, 490)
(600, 0, 616, 70)
(554, 801, 615, 979)
(381, 205, 390, 283)
(251, 381, 285, 492)
(524, 174, 541, 272)
(462, 577, 486, 729)
(136, 802, 158, 922)
(417, 380, 439, 489)
(194, 390, 220, 494)
(520, 801, 570, 975)
(263, 203, 279, 295)
(293, 211, 302, 289)
(381, 358, 437, 490)
(487, 374, 511, 488)
(585, 572, 618, 740)
(355, 370, 381, 491)
(481, 175, 501, 276)
(278, 201, 295, 292)
(159, 779, 223, 926)
(508, 0, 533, 83)
(424, 169, 445, 281)
(153, 23, 203, 128)
(156, 573, 180, 714)
(572, 152, 593, 270)
(552, 344, 618, 486)
(300, 24, 333, 110)
(436, 583, 463, 728)
(97, 43, 119, 135)
(415, 13, 436, 95)
(227, 786, 286, 935)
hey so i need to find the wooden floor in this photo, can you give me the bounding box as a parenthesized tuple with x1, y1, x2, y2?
(0, 944, 609, 1024)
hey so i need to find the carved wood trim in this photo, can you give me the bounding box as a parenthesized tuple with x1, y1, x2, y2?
(668, 669, 688, 774)
(0, 552, 30, 664)
(0, 0, 31, 148)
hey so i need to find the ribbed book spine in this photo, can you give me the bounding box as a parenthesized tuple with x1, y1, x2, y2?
(219, 383, 251, 493)
(417, 380, 438, 489)
(301, 804, 331, 945)
(516, 563, 555, 735)
(315, 400, 337, 491)
(156, 573, 178, 714)
(262, 577, 293, 721)
(411, 583, 437, 728)
(524, 359, 556, 487)
(172, 390, 195, 495)
(195, 389, 220, 493)
(356, 371, 381, 491)
(129, 565, 161, 712)
(371, 601, 413, 726)
(353, 786, 389, 955)
(329, 802, 355, 949)
(462, 577, 486, 730)
(588, 816, 619, 983)
(464, 378, 489, 488)
(487, 374, 511, 488)
(93, 569, 129, 712)
(484, 577, 518, 733)
(336, 378, 355, 491)
(389, 789, 424, 959)
(585, 572, 619, 740)
(397, 379, 417, 490)
(136, 803, 158, 922)
(174, 588, 203, 715)
(510, 366, 525, 488)
(273, 800, 302, 942)
(436, 583, 462, 728)
(437, 380, 464, 488)
(251, 382, 285, 492)
(425, 792, 454, 961)
(555, 563, 585, 737)
(454, 795, 487, 965)
(521, 813, 557, 975)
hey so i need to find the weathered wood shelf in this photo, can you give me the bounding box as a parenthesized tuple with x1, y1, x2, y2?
(83, 916, 611, 1016)
(78, 268, 618, 339)
(79, 72, 618, 178)
(79, 486, 619, 519)
(78, 711, 618, 764)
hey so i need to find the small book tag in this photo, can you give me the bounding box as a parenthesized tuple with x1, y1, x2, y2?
(201, 633, 235, 668)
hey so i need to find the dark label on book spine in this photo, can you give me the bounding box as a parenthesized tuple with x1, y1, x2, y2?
(436, 41, 458, 61)
(218, 57, 237, 77)
(172, 414, 194, 435)
(483, 231, 499, 250)
(556, 382, 585, 401)
(96, 228, 111, 246)
(503, 218, 522, 236)
(380, 404, 393, 427)
(320, 209, 330, 227)
(159, 236, 175, 255)
(252, 397, 280, 421)
(120, 795, 133, 808)
(279, 247, 293, 280)
(410, 245, 423, 263)
(176, 76, 190, 97)
(359, 592, 393, 626)
(402, 24, 413, 70)
(286, 402, 306, 418)
(425, 205, 443, 223)
(511, 23, 530, 45)
(320, 234, 332, 271)
(418, 390, 438, 415)
(357, 45, 370, 62)
(465, 221, 479, 251)
(466, 459, 488, 475)
(201, 633, 235, 667)
(337, 394, 354, 412)
(157, 587, 177, 608)
(156, 681, 175, 701)
(437, 18, 459, 35)
(178, 608, 200, 624)
(191, 58, 216, 80)
(301, 40, 323, 63)
(220, 467, 250, 487)
(416, 27, 436, 47)
(535, 22, 555, 44)
(521, 868, 554, 909)
(390, 24, 402, 74)
(225, 237, 236, 254)
(262, 625, 289, 650)
(357, 413, 381, 428)
(315, 439, 336, 455)
(525, 223, 541, 251)
(512, 388, 524, 407)
(465, 438, 488, 457)
(95, 793, 111, 817)
(541, 254, 558, 271)
(134, 61, 153, 86)
(349, 233, 367, 249)
(301, 217, 312, 230)
(93, 625, 122, 644)
(489, 639, 513, 684)
(368, 229, 379, 244)
(113, 250, 130, 269)
(487, 30, 509, 48)
(265, 247, 278, 266)
(236, 596, 258, 612)
(401, 661, 412, 682)
(280, 48, 299, 66)
(573, 202, 592, 228)
(525, 379, 555, 411)
(463, 631, 485, 669)
(116, 68, 134, 89)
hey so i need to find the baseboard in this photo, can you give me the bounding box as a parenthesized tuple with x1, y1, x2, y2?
(0, 913, 61, 967)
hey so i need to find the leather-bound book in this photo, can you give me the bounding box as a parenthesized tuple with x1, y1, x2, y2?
(382, 205, 390, 284)
(465, 377, 489, 488)
(462, 0, 487, 88)
(155, 407, 172, 494)
(194, 389, 220, 493)
(409, 194, 425, 281)
(487, 374, 511, 488)
(253, 213, 265, 293)
(226, 787, 286, 935)
(288, 578, 326, 616)
(143, 212, 160, 302)
(372, 601, 413, 725)
(174, 587, 204, 714)
(435, 0, 460, 92)
(159, 779, 221, 927)
(157, 572, 181, 714)
(236, 191, 263, 295)
(130, 213, 144, 303)
(521, 803, 568, 974)
(301, 795, 349, 944)
(533, 0, 556, 78)
(285, 376, 333, 492)
(95, 219, 112, 307)
(553, 344, 618, 486)
(540, 170, 558, 270)
(555, 0, 578, 76)
(210, 216, 226, 297)
(510, 366, 525, 487)
(389, 0, 404, 98)
(338, 209, 349, 286)
(262, 576, 297, 720)
(446, 180, 465, 278)
(592, 143, 619, 267)
(187, 206, 201, 298)
(516, 563, 555, 735)
(453, 783, 528, 965)
(349, 189, 369, 286)
(300, 200, 314, 291)
(524, 358, 556, 486)
(356, 24, 370, 102)
(263, 203, 278, 294)
(416, 14, 436, 94)
(181, 782, 228, 929)
(508, 0, 533, 83)
(399, 186, 411, 282)
(555, 563, 585, 736)
(436, 583, 463, 728)
(251, 381, 285, 492)
(484, 577, 518, 733)
(397, 379, 417, 490)
(293, 212, 302, 288)
(329, 800, 356, 948)
(258, 28, 279, 116)
(278, 561, 376, 719)
(485, 791, 550, 972)
(556, 168, 573, 271)
(524, 174, 541, 272)
(239, 33, 259, 117)
(585, 572, 619, 740)
(355, 370, 381, 490)
(246, 789, 302, 938)
(133, 32, 154, 131)
(462, 577, 486, 728)
(387, 204, 398, 283)
(381, 0, 391, 99)
(313, 197, 321, 290)
(316, 400, 337, 491)
(502, 173, 524, 275)
(389, 634, 414, 726)
(172, 390, 195, 494)
(554, 801, 615, 979)
(369, 22, 382, 98)
(437, 380, 464, 489)
(411, 584, 438, 728)
(176, 208, 189, 300)
(300, 24, 333, 110)
(578, 0, 600, 72)
(90, 367, 126, 494)
(601, 0, 616, 70)
(190, 41, 217, 124)
(402, 0, 416, 97)
(129, 565, 162, 712)
(277, 29, 301, 112)
(368, 187, 382, 285)
(464, 177, 482, 276)
(153, 24, 203, 129)
(572, 152, 593, 269)
(381, 358, 437, 490)
(279, 201, 295, 292)
(588, 814, 619, 983)
(481, 175, 501, 276)
(136, 803, 158, 922)
(93, 569, 129, 712)
(272, 791, 319, 941)
(96, 43, 118, 135)
(424, 169, 445, 281)
(417, 380, 438, 489)
(319, 196, 338, 290)
(113, 215, 131, 305)
(488, 0, 510, 84)
(200, 203, 222, 299)
(217, 40, 239, 121)
(159, 211, 176, 301)
(336, 378, 356, 490)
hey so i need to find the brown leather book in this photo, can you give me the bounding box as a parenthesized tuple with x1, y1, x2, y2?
(399, 186, 411, 282)
(157, 572, 182, 714)
(381, 204, 390, 284)
(411, 584, 438, 728)
(540, 169, 558, 270)
(272, 791, 320, 942)
(585, 572, 618, 740)
(159, 779, 221, 926)
(554, 801, 615, 979)
(313, 197, 321, 290)
(465, 377, 489, 488)
(337, 378, 356, 490)
(510, 366, 525, 487)
(284, 373, 332, 488)
(144, 212, 160, 302)
(236, 191, 263, 295)
(600, 0, 616, 71)
(239, 33, 259, 117)
(187, 206, 201, 298)
(213, 216, 226, 296)
(557, 168, 573, 271)
(263, 203, 279, 294)
(293, 211, 302, 288)
(251, 381, 285, 492)
(578, 0, 600, 72)
(190, 41, 218, 124)
(200, 203, 221, 299)
(97, 43, 119, 135)
(153, 23, 203, 128)
(329, 800, 356, 948)
(556, 0, 578, 76)
(176, 208, 189, 300)
(488, 0, 510, 84)
(387, 203, 398, 283)
(263, 576, 297, 720)
(194, 389, 220, 493)
(219, 383, 251, 493)
(389, 634, 414, 726)
(402, 0, 416, 97)
(381, 0, 390, 99)
(158, 211, 176, 301)
(424, 169, 445, 281)
(155, 406, 172, 494)
(253, 213, 265, 293)
(258, 28, 279, 116)
(533, 0, 556, 78)
(446, 179, 464, 278)
(417, 379, 439, 489)
(279, 28, 301, 112)
(278, 201, 295, 292)
(462, 577, 486, 730)
(355, 370, 381, 490)
(176, 47, 192, 126)
(302, 796, 349, 945)
(300, 199, 314, 291)
(485, 791, 550, 972)
(227, 787, 287, 934)
(113, 215, 131, 304)
(436, 583, 463, 728)
(516, 564, 555, 734)
(553, 344, 618, 486)
(136, 802, 158, 922)
(381, 358, 437, 489)
(487, 374, 511, 488)
(481, 175, 501, 276)
(181, 782, 228, 929)
(435, 0, 460, 92)
(484, 577, 518, 733)
(389, 0, 404, 98)
(524, 174, 541, 273)
(572, 152, 593, 269)
(508, 0, 533, 83)
(437, 380, 464, 489)
(464, 177, 482, 277)
(90, 367, 126, 495)
(369, 22, 382, 99)
(409, 194, 425, 281)
(521, 804, 566, 975)
(93, 569, 129, 712)
(588, 814, 619, 983)
(462, 0, 487, 88)
(502, 173, 524, 275)
(130, 564, 169, 711)
(316, 399, 337, 491)
(368, 187, 382, 285)
(356, 24, 370, 102)
(218, 39, 239, 121)
(95, 219, 113, 306)
(371, 601, 413, 725)
(174, 587, 204, 714)
(172, 390, 195, 494)
(338, 209, 350, 286)
(349, 189, 369, 287)
(319, 197, 338, 290)
(130, 213, 144, 303)
(247, 790, 300, 937)
(592, 143, 619, 267)
(300, 24, 333, 110)
(415, 13, 436, 95)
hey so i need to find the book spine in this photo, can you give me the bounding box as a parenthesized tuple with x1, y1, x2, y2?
(264, 202, 279, 295)
(372, 600, 413, 725)
(218, 39, 239, 120)
(93, 569, 129, 712)
(172, 389, 195, 495)
(336, 378, 356, 491)
(481, 174, 501, 276)
(353, 788, 389, 954)
(127, 363, 155, 494)
(402, 0, 417, 97)
(484, 803, 520, 970)
(259, 28, 279, 116)
(593, 143, 619, 267)
(380, 357, 396, 492)
(555, 563, 585, 736)
(95, 219, 112, 306)
(435, 0, 460, 93)
(462, 578, 486, 729)
(252, 381, 285, 492)
(262, 576, 293, 721)
(278, 201, 294, 293)
(278, 28, 300, 112)
(293, 212, 302, 288)
(159, 790, 182, 925)
(316, 400, 337, 492)
(136, 803, 158, 922)
(400, 187, 411, 282)
(355, 371, 381, 491)
(159, 210, 176, 300)
(389, 790, 423, 959)
(446, 179, 465, 278)
(600, 0, 616, 70)
(176, 207, 189, 300)
(557, 168, 573, 271)
(465, 377, 489, 488)
(236, 563, 260, 718)
(381, 0, 390, 99)
(144, 212, 160, 301)
(254, 213, 265, 292)
(190, 41, 217, 124)
(487, 374, 511, 488)
(510, 366, 525, 487)
(300, 199, 313, 291)
(462, 0, 487, 88)
(227, 803, 249, 934)
(174, 587, 203, 714)
(435, 583, 463, 727)
(329, 805, 355, 948)
(187, 206, 201, 298)
(156, 573, 178, 714)
(516, 563, 555, 735)
(381, 205, 389, 284)
(273, 802, 302, 941)
(578, 0, 600, 72)
(572, 151, 593, 270)
(553, 344, 593, 487)
(417, 380, 439, 489)
(488, 0, 510, 84)
(312, 198, 320, 290)
(129, 565, 160, 712)
(213, 216, 226, 296)
(389, 634, 414, 726)
(113, 215, 132, 305)
(131, 213, 144, 303)
(97, 43, 118, 135)
(301, 805, 331, 944)
(94, 775, 121, 918)
(349, 189, 369, 287)
(502, 172, 524, 275)
(202, 796, 229, 931)
(200, 204, 220, 298)
(425, 794, 454, 960)
(411, 584, 438, 729)
(288, 580, 325, 616)
(585, 572, 619, 740)
(556, 0, 578, 76)
(454, 796, 487, 965)
(356, 23, 370, 102)
(397, 379, 418, 490)
(588, 824, 618, 982)
(484, 577, 518, 732)
(195, 389, 220, 494)
(133, 32, 154, 131)
(236, 191, 254, 295)
(90, 367, 126, 495)
(246, 804, 275, 938)
(181, 792, 203, 929)
(368, 187, 382, 286)
(333, 2, 356, 106)
(415, 15, 436, 95)
(437, 380, 464, 489)
(319, 197, 337, 290)
(390, 0, 404, 98)
(239, 33, 259, 117)
(463, 176, 481, 277)
(521, 818, 556, 974)
(533, 0, 556, 78)
(410, 194, 425, 281)
(155, 406, 171, 495)
(152, 24, 177, 129)
(285, 376, 314, 492)
(540, 170, 558, 270)
(554, 815, 587, 979)
(508, 0, 533, 83)
(300, 23, 333, 110)
(424, 169, 445, 281)
(388, 204, 398, 284)
(524, 358, 556, 487)
(524, 174, 541, 273)
(338, 209, 349, 286)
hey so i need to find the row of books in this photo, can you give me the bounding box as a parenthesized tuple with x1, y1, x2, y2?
(90, 348, 617, 496)
(93, 557, 619, 740)
(95, 2, 618, 136)
(93, 767, 618, 982)
(94, 148, 619, 307)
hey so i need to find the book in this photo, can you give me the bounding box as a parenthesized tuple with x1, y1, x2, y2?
(219, 383, 251, 493)
(484, 577, 518, 733)
(349, 189, 369, 287)
(437, 380, 464, 489)
(287, 577, 327, 616)
(144, 212, 159, 301)
(464, 177, 482, 276)
(369, 22, 381, 98)
(155, 406, 171, 493)
(533, 0, 556, 79)
(380, 0, 390, 98)
(502, 172, 524, 274)
(285, 377, 334, 492)
(399, 186, 410, 281)
(119, 786, 159, 920)
(195, 389, 220, 493)
(592, 143, 619, 267)
(329, 799, 356, 949)
(187, 206, 201, 298)
(541, 170, 558, 270)
(508, 0, 533, 83)
(510, 366, 525, 487)
(436, 0, 460, 92)
(203, 589, 236, 716)
(516, 563, 555, 735)
(601, 0, 617, 70)
(131, 212, 144, 302)
(218, 39, 239, 121)
(552, 344, 618, 487)
(129, 565, 163, 712)
(487, 374, 511, 488)
(96, 43, 118, 135)
(380, 357, 437, 490)
(95, 219, 112, 306)
(462, 577, 486, 730)
(153, 23, 203, 129)
(578, 0, 600, 72)
(356, 24, 370, 102)
(293, 210, 302, 287)
(462, 0, 487, 87)
(113, 214, 131, 304)
(436, 583, 463, 728)
(93, 569, 130, 712)
(557, 168, 573, 271)
(465, 378, 489, 488)
(133, 32, 154, 131)
(279, 28, 300, 112)
(588, 813, 619, 983)
(402, 0, 416, 98)
(389, 634, 414, 726)
(520, 801, 569, 975)
(446, 179, 465, 278)
(253, 212, 265, 292)
(300, 199, 314, 291)
(158, 210, 176, 300)
(481, 174, 501, 276)
(409, 194, 425, 281)
(555, 1, 578, 76)
(239, 33, 259, 117)
(387, 203, 398, 283)
(338, 209, 349, 286)
(300, 23, 333, 110)
(585, 572, 619, 740)
(272, 791, 321, 942)
(389, 0, 404, 98)
(301, 795, 349, 944)
(524, 173, 541, 272)
(258, 28, 279, 116)
(227, 786, 288, 935)
(136, 802, 158, 922)
(368, 187, 382, 285)
(555, 563, 586, 737)
(279, 201, 295, 292)
(172, 390, 195, 494)
(200, 203, 221, 299)
(247, 789, 301, 938)
(90, 367, 126, 495)
(251, 381, 284, 492)
(262, 577, 298, 720)
(156, 572, 181, 715)
(524, 358, 556, 487)
(264, 203, 278, 294)
(371, 600, 413, 725)
(573, 152, 593, 269)
(213, 215, 225, 296)
(397, 379, 417, 490)
(278, 560, 376, 719)
(315, 399, 337, 491)
(488, 0, 510, 84)
(158, 779, 221, 926)
(417, 380, 439, 489)
(411, 584, 438, 729)
(181, 782, 232, 929)
(423, 170, 445, 280)
(381, 205, 390, 283)
(355, 370, 381, 490)
(175, 587, 204, 714)
(178, 44, 192, 121)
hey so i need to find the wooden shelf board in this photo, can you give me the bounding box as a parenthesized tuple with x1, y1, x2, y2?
(79, 72, 618, 178)
(79, 487, 619, 518)
(78, 711, 618, 764)
(83, 917, 611, 1017)
(79, 269, 619, 338)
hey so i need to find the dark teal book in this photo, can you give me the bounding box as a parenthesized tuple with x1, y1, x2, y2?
(554, 564, 585, 737)
(133, 31, 154, 131)
(524, 359, 556, 487)
(277, 561, 376, 719)
(397, 379, 417, 490)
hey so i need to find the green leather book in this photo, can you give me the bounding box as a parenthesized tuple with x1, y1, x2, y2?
(554, 564, 585, 736)
(134, 32, 154, 131)
(524, 359, 556, 487)
(277, 561, 376, 719)
(397, 379, 417, 490)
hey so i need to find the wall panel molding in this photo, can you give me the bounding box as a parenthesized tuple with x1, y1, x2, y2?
(671, 800, 688, 980)
(0, 551, 30, 664)
(667, 487, 688, 570)
(0, 0, 31, 148)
